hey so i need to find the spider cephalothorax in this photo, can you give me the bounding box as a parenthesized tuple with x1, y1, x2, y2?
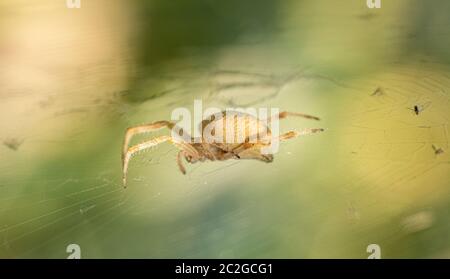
(122, 111, 324, 187)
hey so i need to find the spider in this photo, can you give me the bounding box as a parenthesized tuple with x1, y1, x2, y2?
(122, 111, 324, 187)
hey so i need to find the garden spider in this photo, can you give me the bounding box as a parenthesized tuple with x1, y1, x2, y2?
(122, 111, 324, 187)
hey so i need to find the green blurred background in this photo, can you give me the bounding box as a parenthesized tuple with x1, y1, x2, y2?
(0, 0, 449, 258)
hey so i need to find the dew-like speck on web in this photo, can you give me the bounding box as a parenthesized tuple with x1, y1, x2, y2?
(401, 211, 434, 233)
(3, 138, 24, 151)
(79, 204, 96, 215)
(133, 176, 144, 182)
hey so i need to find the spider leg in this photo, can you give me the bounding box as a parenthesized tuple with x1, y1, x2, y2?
(123, 136, 199, 187)
(177, 151, 187, 175)
(278, 128, 325, 141)
(229, 142, 250, 157)
(122, 135, 173, 187)
(122, 121, 176, 161)
(267, 111, 321, 121)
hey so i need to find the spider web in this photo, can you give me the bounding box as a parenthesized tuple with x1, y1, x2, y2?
(1, 59, 449, 258)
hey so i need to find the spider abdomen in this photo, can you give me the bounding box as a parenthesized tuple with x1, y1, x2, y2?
(199, 111, 272, 152)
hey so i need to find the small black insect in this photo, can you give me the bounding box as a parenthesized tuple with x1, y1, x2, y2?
(408, 102, 431, 116)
